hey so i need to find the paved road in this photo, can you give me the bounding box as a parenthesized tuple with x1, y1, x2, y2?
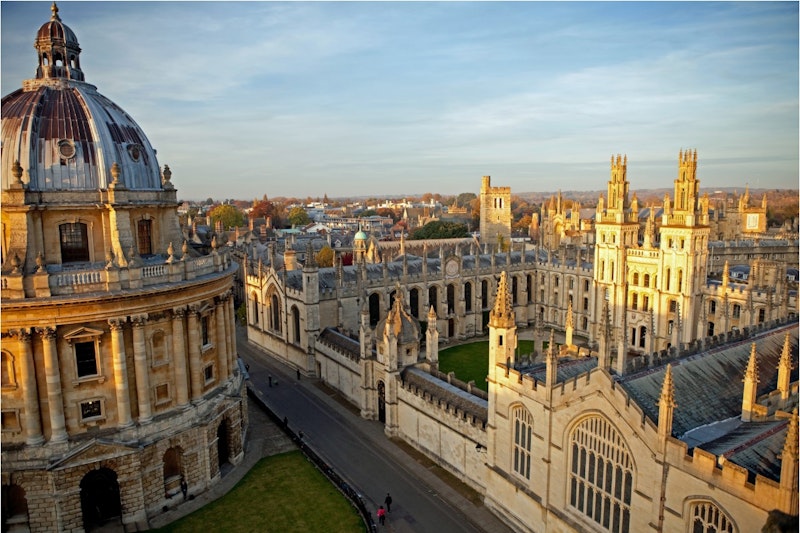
(238, 328, 513, 533)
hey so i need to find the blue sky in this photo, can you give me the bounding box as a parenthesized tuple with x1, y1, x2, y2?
(2, 2, 798, 201)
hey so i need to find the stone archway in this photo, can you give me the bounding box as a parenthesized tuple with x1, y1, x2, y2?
(377, 381, 386, 423)
(217, 420, 231, 471)
(80, 468, 122, 532)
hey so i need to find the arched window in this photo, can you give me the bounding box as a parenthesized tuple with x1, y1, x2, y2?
(688, 500, 736, 533)
(569, 416, 633, 533)
(632, 273, 639, 286)
(428, 286, 438, 313)
(292, 306, 301, 344)
(250, 292, 259, 327)
(511, 276, 518, 305)
(464, 282, 473, 312)
(369, 293, 381, 326)
(512, 405, 533, 480)
(410, 288, 419, 318)
(163, 447, 183, 498)
(639, 326, 646, 348)
(59, 222, 90, 263)
(270, 294, 281, 333)
(666, 268, 671, 291)
(643, 274, 650, 287)
(526, 275, 533, 303)
(137, 219, 153, 256)
(447, 284, 455, 314)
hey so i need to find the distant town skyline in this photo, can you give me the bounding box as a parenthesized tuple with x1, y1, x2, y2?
(2, 1, 798, 200)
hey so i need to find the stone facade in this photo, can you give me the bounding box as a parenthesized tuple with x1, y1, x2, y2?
(1, 7, 246, 532)
(480, 175, 512, 248)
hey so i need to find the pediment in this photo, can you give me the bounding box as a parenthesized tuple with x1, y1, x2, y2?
(63, 327, 105, 343)
(48, 438, 139, 471)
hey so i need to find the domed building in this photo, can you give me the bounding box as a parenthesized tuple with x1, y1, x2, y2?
(1, 4, 246, 531)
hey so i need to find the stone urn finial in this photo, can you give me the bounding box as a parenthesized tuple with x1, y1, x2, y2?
(105, 249, 116, 270)
(9, 252, 21, 274)
(162, 164, 174, 190)
(211, 234, 218, 253)
(181, 239, 189, 260)
(166, 242, 175, 263)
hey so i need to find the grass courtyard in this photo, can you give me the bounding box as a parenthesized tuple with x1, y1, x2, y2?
(151, 451, 366, 533)
(438, 339, 537, 392)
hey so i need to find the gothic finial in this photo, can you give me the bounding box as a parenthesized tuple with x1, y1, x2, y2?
(784, 409, 799, 458)
(162, 165, 174, 190)
(744, 343, 759, 383)
(659, 364, 676, 408)
(9, 253, 21, 274)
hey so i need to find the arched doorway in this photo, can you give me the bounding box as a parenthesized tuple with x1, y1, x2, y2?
(217, 421, 230, 471)
(377, 381, 386, 423)
(2, 483, 29, 531)
(448, 318, 455, 338)
(80, 468, 122, 531)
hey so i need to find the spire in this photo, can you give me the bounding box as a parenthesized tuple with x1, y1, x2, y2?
(545, 328, 558, 387)
(722, 260, 730, 290)
(426, 305, 439, 366)
(658, 364, 676, 446)
(598, 299, 612, 369)
(489, 271, 515, 328)
(780, 409, 799, 515)
(565, 299, 574, 347)
(741, 343, 760, 422)
(778, 332, 793, 401)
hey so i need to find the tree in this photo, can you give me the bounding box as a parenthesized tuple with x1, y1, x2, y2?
(456, 192, 477, 208)
(410, 221, 470, 240)
(288, 206, 311, 227)
(358, 209, 378, 218)
(316, 246, 334, 267)
(208, 204, 245, 230)
(251, 197, 283, 228)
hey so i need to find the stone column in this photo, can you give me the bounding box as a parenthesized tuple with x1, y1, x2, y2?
(228, 295, 238, 365)
(131, 314, 152, 424)
(224, 292, 235, 372)
(16, 329, 44, 445)
(172, 307, 190, 407)
(38, 327, 67, 442)
(109, 318, 133, 428)
(215, 298, 229, 380)
(187, 306, 203, 402)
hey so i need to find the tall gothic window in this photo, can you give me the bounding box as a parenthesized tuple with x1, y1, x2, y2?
(689, 501, 736, 533)
(59, 222, 90, 263)
(464, 282, 472, 312)
(569, 416, 633, 533)
(270, 294, 281, 333)
(512, 406, 533, 480)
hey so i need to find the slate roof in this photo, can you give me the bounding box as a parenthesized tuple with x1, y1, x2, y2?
(618, 325, 798, 449)
(518, 357, 598, 383)
(318, 328, 361, 359)
(698, 419, 788, 481)
(402, 367, 488, 424)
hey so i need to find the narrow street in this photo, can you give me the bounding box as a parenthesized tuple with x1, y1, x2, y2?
(237, 328, 514, 533)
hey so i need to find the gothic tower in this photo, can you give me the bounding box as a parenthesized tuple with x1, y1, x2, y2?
(479, 176, 511, 249)
(593, 155, 638, 369)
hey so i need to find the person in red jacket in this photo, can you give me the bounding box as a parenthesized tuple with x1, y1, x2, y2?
(377, 505, 386, 525)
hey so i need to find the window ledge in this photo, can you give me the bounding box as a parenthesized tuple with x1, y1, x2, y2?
(73, 375, 106, 386)
(80, 415, 106, 426)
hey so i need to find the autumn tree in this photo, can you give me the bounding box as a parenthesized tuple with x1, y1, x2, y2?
(208, 204, 245, 230)
(251, 196, 283, 228)
(288, 207, 311, 227)
(316, 245, 334, 267)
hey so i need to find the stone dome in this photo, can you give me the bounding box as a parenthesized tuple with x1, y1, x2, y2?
(1, 3, 163, 192)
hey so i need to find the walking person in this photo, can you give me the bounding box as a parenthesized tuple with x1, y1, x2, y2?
(377, 505, 386, 525)
(384, 493, 392, 513)
(180, 477, 188, 501)
(296, 368, 301, 380)
(268, 375, 273, 387)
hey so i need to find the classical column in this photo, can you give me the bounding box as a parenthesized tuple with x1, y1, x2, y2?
(131, 314, 152, 423)
(187, 306, 203, 402)
(38, 327, 67, 442)
(16, 329, 44, 445)
(171, 307, 190, 407)
(109, 318, 133, 428)
(224, 292, 235, 372)
(228, 295, 238, 366)
(215, 299, 229, 380)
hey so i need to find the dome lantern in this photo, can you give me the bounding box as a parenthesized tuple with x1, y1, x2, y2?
(34, 3, 85, 82)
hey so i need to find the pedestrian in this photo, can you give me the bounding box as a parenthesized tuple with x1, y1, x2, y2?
(298, 430, 304, 441)
(268, 375, 273, 387)
(180, 477, 188, 501)
(384, 493, 392, 513)
(283, 416, 288, 428)
(296, 368, 301, 380)
(377, 505, 386, 525)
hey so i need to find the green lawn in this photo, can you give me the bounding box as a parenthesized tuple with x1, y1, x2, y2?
(151, 451, 365, 533)
(438, 340, 538, 392)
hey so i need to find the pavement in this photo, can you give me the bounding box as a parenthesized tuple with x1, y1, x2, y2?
(148, 327, 514, 533)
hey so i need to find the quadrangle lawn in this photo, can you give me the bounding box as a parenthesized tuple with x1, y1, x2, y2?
(438, 339, 539, 392)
